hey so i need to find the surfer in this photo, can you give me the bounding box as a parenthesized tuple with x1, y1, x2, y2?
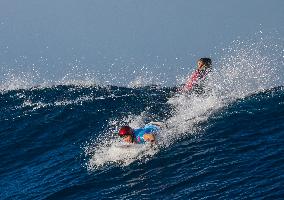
(118, 122, 162, 144)
(180, 57, 212, 94)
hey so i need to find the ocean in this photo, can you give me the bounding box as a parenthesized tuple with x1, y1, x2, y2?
(1, 81, 283, 199)
(1, 38, 284, 199)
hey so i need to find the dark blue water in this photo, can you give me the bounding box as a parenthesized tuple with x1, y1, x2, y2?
(1, 85, 283, 199)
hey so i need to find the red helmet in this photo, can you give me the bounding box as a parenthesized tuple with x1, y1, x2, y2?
(118, 126, 133, 137)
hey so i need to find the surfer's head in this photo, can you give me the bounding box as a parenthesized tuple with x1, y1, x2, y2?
(118, 126, 134, 143)
(198, 58, 212, 70)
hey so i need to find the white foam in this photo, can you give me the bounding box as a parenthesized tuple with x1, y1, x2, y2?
(86, 37, 284, 170)
(85, 93, 221, 170)
(86, 139, 158, 169)
(161, 93, 223, 146)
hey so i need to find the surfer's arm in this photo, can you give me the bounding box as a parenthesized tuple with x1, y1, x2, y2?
(143, 134, 156, 143)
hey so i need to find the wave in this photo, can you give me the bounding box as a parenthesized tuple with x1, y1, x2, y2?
(1, 37, 283, 170)
(1, 33, 284, 199)
(1, 82, 283, 199)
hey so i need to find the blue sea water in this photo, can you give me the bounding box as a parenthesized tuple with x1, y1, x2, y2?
(0, 36, 283, 199)
(0, 83, 283, 199)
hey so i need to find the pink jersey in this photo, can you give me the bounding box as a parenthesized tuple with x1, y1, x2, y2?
(183, 68, 210, 91)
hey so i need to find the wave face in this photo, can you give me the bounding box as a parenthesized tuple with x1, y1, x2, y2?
(1, 84, 283, 199)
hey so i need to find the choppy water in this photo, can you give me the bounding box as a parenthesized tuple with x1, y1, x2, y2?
(0, 83, 283, 199)
(1, 37, 284, 199)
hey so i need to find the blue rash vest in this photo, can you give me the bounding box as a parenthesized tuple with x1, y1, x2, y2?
(133, 124, 160, 144)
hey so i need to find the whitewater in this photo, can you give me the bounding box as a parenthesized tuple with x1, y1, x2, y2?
(1, 38, 284, 199)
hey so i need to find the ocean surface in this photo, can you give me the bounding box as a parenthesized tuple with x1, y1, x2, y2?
(1, 81, 283, 199)
(1, 36, 284, 199)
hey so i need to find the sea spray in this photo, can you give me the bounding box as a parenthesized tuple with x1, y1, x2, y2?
(85, 37, 284, 169)
(161, 37, 283, 147)
(211, 38, 282, 99)
(1, 36, 282, 169)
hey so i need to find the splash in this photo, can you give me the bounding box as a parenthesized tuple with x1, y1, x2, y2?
(161, 93, 222, 146)
(210, 37, 283, 99)
(161, 36, 284, 146)
(85, 35, 283, 170)
(0, 64, 101, 93)
(86, 139, 158, 169)
(0, 68, 42, 91)
(85, 112, 158, 169)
